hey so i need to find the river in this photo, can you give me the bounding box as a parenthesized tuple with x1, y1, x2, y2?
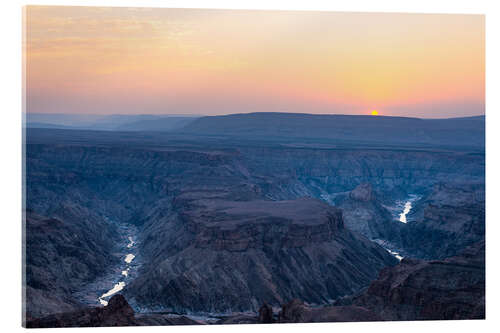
(98, 235, 137, 306)
(398, 194, 420, 223)
(378, 194, 421, 261)
(82, 193, 419, 308)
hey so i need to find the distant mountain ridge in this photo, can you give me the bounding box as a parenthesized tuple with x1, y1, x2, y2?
(25, 112, 485, 149)
(25, 113, 201, 132)
(178, 112, 485, 148)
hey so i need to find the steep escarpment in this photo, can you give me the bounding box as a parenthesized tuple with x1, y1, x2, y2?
(25, 129, 485, 319)
(27, 129, 485, 204)
(398, 182, 485, 259)
(125, 198, 397, 313)
(26, 135, 485, 215)
(238, 147, 484, 202)
(325, 183, 399, 241)
(344, 241, 485, 320)
(29, 238, 483, 327)
(222, 241, 485, 324)
(190, 198, 345, 250)
(26, 144, 247, 225)
(323, 181, 485, 261)
(24, 210, 119, 318)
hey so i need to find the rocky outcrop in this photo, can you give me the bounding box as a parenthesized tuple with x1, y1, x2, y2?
(252, 241, 485, 324)
(398, 183, 485, 259)
(212, 299, 380, 324)
(327, 183, 399, 241)
(134, 314, 203, 326)
(189, 198, 345, 251)
(340, 241, 485, 320)
(26, 294, 202, 328)
(24, 210, 119, 318)
(278, 299, 309, 322)
(240, 147, 484, 203)
(258, 303, 274, 323)
(330, 181, 485, 261)
(125, 197, 397, 313)
(277, 299, 380, 323)
(26, 295, 135, 328)
(349, 183, 374, 201)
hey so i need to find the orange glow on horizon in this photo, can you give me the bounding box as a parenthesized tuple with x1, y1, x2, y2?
(371, 110, 379, 116)
(24, 6, 485, 118)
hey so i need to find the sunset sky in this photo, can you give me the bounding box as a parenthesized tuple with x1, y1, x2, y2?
(25, 6, 485, 118)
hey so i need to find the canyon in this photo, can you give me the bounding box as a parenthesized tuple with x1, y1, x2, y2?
(23, 113, 485, 326)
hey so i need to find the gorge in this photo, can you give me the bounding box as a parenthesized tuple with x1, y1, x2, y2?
(23, 113, 485, 325)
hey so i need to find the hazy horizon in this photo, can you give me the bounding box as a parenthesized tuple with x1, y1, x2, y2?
(25, 7, 484, 118)
(25, 111, 485, 120)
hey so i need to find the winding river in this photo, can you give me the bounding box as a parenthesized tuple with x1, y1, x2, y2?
(92, 194, 420, 306)
(98, 236, 137, 306)
(381, 194, 422, 261)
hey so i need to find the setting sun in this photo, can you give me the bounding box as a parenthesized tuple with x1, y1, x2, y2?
(24, 7, 484, 117)
(371, 110, 379, 116)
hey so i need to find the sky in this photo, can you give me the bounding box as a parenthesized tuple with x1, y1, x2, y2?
(25, 6, 485, 118)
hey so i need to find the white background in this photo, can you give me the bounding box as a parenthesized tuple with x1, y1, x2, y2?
(1, 0, 498, 332)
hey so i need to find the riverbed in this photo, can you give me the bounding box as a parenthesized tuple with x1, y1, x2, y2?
(379, 194, 421, 261)
(98, 234, 138, 306)
(72, 223, 140, 307)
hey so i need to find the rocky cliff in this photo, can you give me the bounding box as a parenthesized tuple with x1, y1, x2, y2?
(24, 210, 119, 318)
(125, 197, 397, 313)
(326, 183, 399, 241)
(397, 182, 485, 259)
(26, 295, 136, 328)
(219, 241, 485, 324)
(24, 128, 485, 320)
(28, 238, 484, 329)
(345, 241, 485, 320)
(25, 294, 201, 328)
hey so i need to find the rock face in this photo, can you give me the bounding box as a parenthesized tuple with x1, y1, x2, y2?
(26, 295, 135, 328)
(133, 313, 203, 326)
(398, 183, 485, 259)
(25, 294, 202, 328)
(258, 303, 274, 323)
(125, 197, 397, 313)
(327, 183, 398, 241)
(24, 211, 119, 318)
(266, 241, 485, 323)
(349, 183, 374, 201)
(278, 299, 308, 322)
(190, 198, 345, 251)
(238, 146, 484, 205)
(277, 299, 380, 323)
(329, 182, 485, 262)
(24, 128, 484, 320)
(341, 241, 485, 320)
